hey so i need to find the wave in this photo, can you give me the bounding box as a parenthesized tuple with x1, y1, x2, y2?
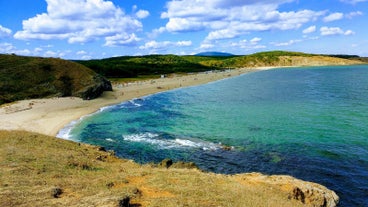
(122, 132, 220, 151)
(127, 99, 143, 108)
(115, 98, 144, 109)
(56, 98, 146, 140)
(56, 120, 80, 140)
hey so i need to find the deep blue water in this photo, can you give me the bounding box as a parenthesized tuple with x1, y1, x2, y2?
(59, 66, 368, 206)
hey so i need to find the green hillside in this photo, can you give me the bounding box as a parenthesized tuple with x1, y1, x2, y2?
(77, 51, 354, 78)
(0, 54, 112, 105)
(1, 51, 362, 105)
(78, 51, 305, 78)
(76, 54, 221, 78)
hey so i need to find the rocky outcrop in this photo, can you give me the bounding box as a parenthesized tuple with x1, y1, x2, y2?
(75, 74, 112, 100)
(157, 158, 199, 169)
(279, 56, 363, 67)
(234, 173, 339, 207)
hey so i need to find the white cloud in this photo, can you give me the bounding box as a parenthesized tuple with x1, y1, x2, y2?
(0, 25, 12, 38)
(136, 10, 150, 19)
(176, 41, 192, 46)
(320, 27, 355, 36)
(139, 40, 192, 51)
(344, 30, 355, 36)
(44, 50, 57, 57)
(0, 43, 16, 53)
(166, 18, 205, 33)
(340, 0, 368, 4)
(81, 55, 93, 60)
(77, 50, 87, 55)
(250, 37, 262, 44)
(104, 33, 141, 47)
(230, 38, 266, 50)
(271, 39, 302, 46)
(206, 29, 240, 41)
(200, 43, 215, 49)
(148, 27, 166, 39)
(14, 0, 143, 45)
(161, 0, 325, 41)
(34, 47, 43, 53)
(16, 49, 32, 56)
(346, 11, 363, 19)
(0, 42, 34, 56)
(42, 44, 54, 48)
(303, 25, 316, 34)
(0, 42, 73, 58)
(323, 13, 344, 22)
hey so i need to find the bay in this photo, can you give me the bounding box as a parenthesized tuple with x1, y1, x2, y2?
(60, 65, 368, 206)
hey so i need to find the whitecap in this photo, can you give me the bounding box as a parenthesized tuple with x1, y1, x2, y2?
(56, 120, 79, 140)
(129, 99, 143, 107)
(99, 105, 114, 112)
(122, 132, 220, 151)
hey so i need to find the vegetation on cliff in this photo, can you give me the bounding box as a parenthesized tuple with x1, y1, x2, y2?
(0, 54, 112, 105)
(0, 130, 339, 207)
(77, 51, 363, 78)
(0, 51, 362, 105)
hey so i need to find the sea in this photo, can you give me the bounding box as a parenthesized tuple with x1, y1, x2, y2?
(58, 65, 368, 206)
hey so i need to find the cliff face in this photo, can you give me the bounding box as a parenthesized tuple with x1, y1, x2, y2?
(0, 54, 112, 104)
(278, 56, 363, 67)
(234, 173, 339, 207)
(227, 54, 364, 68)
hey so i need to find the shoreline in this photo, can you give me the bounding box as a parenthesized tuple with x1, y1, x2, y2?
(0, 65, 343, 206)
(0, 67, 273, 137)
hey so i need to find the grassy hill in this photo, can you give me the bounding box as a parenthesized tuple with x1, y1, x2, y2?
(76, 55, 218, 78)
(0, 130, 338, 207)
(0, 51, 362, 105)
(77, 51, 363, 78)
(0, 54, 112, 105)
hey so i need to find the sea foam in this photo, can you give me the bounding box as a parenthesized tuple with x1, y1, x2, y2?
(122, 132, 220, 150)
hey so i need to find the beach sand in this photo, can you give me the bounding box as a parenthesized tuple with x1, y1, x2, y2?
(0, 67, 272, 137)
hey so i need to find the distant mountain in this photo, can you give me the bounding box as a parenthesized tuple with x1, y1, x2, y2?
(195, 52, 235, 57)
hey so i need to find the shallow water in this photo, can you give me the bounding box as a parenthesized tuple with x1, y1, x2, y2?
(59, 65, 368, 206)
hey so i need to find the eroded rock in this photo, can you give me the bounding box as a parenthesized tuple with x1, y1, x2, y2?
(234, 173, 339, 207)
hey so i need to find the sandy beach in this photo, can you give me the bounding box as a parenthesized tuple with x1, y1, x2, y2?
(0, 67, 272, 137)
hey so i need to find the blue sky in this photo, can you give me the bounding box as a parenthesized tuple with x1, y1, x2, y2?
(0, 0, 367, 59)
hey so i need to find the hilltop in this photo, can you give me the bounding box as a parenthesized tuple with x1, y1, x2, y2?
(0, 130, 339, 207)
(1, 51, 361, 105)
(0, 54, 112, 105)
(77, 51, 364, 78)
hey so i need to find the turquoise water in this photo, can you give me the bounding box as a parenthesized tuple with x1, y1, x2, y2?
(59, 66, 368, 206)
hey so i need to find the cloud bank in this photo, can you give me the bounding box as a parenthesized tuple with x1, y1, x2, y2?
(161, 0, 325, 42)
(14, 0, 148, 46)
(0, 25, 12, 38)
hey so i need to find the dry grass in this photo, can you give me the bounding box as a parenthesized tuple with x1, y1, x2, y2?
(0, 130, 332, 207)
